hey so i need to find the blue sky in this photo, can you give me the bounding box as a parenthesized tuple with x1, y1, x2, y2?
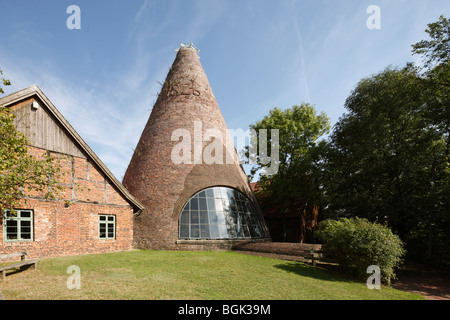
(1, 0, 449, 180)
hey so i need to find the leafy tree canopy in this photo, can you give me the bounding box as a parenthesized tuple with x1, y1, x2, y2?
(0, 70, 64, 211)
(323, 15, 449, 264)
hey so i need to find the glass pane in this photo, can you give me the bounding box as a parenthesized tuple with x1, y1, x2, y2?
(99, 215, 106, 221)
(222, 199, 230, 211)
(20, 211, 32, 218)
(253, 224, 262, 238)
(6, 220, 18, 240)
(6, 210, 18, 218)
(190, 225, 200, 238)
(242, 212, 251, 226)
(216, 211, 226, 225)
(180, 210, 189, 224)
(227, 225, 237, 238)
(208, 211, 218, 224)
(190, 198, 198, 210)
(207, 198, 215, 211)
(21, 220, 31, 227)
(228, 188, 236, 200)
(108, 216, 114, 222)
(206, 188, 214, 197)
(249, 224, 257, 237)
(214, 199, 223, 212)
(200, 224, 210, 238)
(229, 199, 238, 212)
(243, 225, 250, 237)
(190, 211, 199, 224)
(21, 226, 31, 234)
(209, 224, 219, 238)
(236, 215, 243, 238)
(99, 225, 106, 238)
(213, 187, 222, 199)
(220, 187, 228, 199)
(218, 224, 228, 238)
(20, 220, 32, 239)
(199, 211, 209, 224)
(227, 211, 237, 225)
(199, 197, 207, 210)
(237, 201, 244, 212)
(198, 190, 206, 198)
(179, 224, 189, 238)
(21, 226, 32, 239)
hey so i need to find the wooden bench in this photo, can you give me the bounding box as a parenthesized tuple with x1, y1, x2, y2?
(0, 252, 39, 280)
(303, 249, 325, 266)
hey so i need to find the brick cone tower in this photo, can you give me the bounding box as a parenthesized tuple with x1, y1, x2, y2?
(123, 44, 270, 250)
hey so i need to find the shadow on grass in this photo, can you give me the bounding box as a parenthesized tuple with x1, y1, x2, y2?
(274, 261, 358, 284)
(2, 264, 35, 279)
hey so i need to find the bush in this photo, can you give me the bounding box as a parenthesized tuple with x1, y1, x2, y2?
(316, 217, 405, 284)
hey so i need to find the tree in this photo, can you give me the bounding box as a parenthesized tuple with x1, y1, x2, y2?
(0, 67, 11, 95)
(411, 14, 450, 263)
(322, 15, 450, 266)
(412, 15, 450, 69)
(247, 103, 330, 242)
(411, 14, 449, 137)
(0, 71, 64, 211)
(316, 217, 405, 284)
(323, 66, 449, 264)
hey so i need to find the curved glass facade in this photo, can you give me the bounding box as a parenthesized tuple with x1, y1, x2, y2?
(179, 186, 268, 240)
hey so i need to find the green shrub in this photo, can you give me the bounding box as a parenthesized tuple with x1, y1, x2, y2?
(316, 217, 405, 284)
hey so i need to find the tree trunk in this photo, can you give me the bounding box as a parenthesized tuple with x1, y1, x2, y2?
(281, 214, 287, 242)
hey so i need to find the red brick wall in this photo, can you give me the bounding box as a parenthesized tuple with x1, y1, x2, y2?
(0, 147, 134, 259)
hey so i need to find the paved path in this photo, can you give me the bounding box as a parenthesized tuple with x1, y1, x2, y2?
(391, 262, 450, 300)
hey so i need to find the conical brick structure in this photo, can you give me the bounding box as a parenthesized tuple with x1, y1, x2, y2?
(123, 44, 270, 250)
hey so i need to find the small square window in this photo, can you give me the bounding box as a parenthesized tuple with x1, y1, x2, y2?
(3, 209, 34, 242)
(99, 214, 115, 240)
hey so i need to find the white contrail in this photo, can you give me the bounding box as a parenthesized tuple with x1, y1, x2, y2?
(290, 0, 311, 103)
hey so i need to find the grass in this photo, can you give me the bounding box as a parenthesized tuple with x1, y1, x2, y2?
(0, 250, 424, 300)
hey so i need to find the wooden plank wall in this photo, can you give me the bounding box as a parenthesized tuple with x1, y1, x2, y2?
(11, 97, 86, 158)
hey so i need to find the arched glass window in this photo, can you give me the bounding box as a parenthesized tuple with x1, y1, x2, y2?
(179, 186, 268, 240)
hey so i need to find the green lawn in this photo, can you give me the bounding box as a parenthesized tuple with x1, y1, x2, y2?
(0, 250, 423, 300)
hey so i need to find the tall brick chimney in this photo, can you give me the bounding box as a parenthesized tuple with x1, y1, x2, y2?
(123, 44, 270, 250)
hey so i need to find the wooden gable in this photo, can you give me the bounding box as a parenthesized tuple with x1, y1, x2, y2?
(10, 96, 85, 158)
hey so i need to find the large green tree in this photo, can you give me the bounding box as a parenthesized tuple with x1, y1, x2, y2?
(411, 14, 449, 138)
(323, 15, 449, 264)
(0, 70, 64, 211)
(247, 103, 330, 242)
(0, 68, 11, 95)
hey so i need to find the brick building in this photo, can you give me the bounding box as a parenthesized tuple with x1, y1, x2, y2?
(251, 182, 319, 243)
(123, 44, 271, 250)
(1, 44, 270, 257)
(0, 85, 144, 259)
